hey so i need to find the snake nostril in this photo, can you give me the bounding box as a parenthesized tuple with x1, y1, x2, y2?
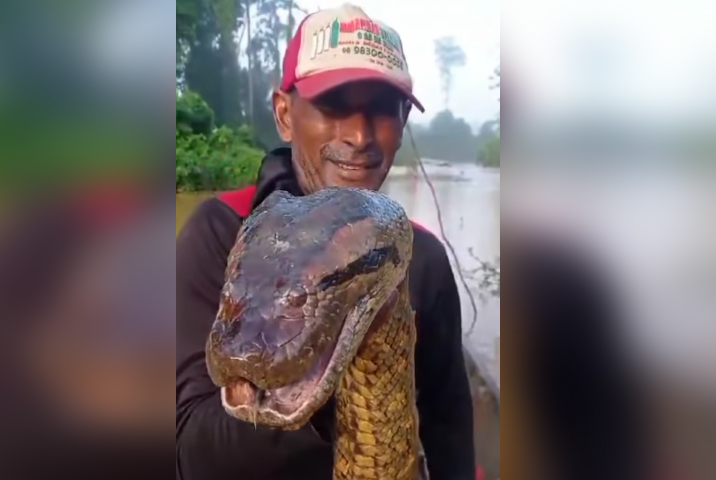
(287, 288, 308, 307)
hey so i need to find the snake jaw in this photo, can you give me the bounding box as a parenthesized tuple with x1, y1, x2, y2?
(219, 291, 384, 429)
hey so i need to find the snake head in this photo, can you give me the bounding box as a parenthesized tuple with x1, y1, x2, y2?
(206, 187, 413, 429)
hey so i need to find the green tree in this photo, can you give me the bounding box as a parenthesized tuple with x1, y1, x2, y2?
(175, 0, 307, 192)
(176, 90, 215, 135)
(176, 0, 302, 144)
(479, 136, 500, 168)
(176, 91, 264, 192)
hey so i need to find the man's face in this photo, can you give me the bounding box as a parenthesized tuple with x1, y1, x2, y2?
(273, 80, 409, 194)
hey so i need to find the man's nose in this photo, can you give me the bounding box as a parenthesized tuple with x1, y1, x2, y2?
(338, 112, 374, 150)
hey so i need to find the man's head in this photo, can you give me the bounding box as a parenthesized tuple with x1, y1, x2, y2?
(272, 4, 424, 193)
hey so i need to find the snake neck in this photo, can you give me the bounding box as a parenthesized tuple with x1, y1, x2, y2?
(333, 278, 420, 480)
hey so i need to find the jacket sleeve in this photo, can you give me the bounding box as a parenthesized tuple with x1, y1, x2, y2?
(419, 251, 476, 480)
(175, 199, 332, 480)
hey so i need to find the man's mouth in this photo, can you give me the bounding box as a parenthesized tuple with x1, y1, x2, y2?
(328, 158, 381, 171)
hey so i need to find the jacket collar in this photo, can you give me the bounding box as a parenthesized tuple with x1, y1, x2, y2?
(250, 147, 304, 212)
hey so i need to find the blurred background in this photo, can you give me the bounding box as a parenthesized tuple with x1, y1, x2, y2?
(0, 0, 174, 478)
(0, 0, 714, 478)
(504, 1, 716, 479)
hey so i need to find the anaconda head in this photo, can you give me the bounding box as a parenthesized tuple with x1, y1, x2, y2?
(206, 187, 413, 429)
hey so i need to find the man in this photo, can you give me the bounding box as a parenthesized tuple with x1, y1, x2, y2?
(176, 4, 475, 480)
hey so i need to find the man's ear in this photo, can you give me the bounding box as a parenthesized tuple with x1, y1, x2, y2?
(273, 90, 292, 143)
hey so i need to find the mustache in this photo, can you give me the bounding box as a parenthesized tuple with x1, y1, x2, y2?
(319, 144, 383, 164)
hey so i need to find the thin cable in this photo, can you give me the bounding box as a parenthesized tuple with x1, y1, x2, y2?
(406, 124, 480, 336)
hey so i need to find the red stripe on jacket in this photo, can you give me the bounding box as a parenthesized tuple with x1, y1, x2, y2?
(219, 186, 430, 233)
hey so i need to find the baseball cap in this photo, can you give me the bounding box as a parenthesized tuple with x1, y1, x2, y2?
(280, 3, 424, 112)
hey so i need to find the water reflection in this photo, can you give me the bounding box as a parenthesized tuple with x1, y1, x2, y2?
(382, 163, 501, 384)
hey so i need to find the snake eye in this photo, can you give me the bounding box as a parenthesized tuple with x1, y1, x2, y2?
(286, 288, 308, 307)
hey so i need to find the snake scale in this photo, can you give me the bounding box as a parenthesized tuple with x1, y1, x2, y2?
(206, 187, 428, 479)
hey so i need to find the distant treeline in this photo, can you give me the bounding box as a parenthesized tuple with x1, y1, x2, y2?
(396, 110, 500, 167)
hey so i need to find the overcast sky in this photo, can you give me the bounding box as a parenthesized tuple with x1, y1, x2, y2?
(100, 0, 498, 126)
(504, 0, 716, 122)
(296, 0, 501, 127)
(108, 0, 715, 127)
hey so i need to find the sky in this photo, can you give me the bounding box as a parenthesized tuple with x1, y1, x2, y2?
(504, 0, 716, 123)
(295, 0, 501, 127)
(91, 0, 499, 128)
(99, 0, 716, 127)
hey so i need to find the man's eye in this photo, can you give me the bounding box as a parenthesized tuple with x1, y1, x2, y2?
(370, 99, 403, 117)
(315, 97, 402, 118)
(316, 100, 350, 117)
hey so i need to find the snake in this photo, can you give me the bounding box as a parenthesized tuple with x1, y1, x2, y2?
(206, 187, 429, 480)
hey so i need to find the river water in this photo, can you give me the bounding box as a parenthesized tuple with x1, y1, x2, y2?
(382, 163, 501, 387)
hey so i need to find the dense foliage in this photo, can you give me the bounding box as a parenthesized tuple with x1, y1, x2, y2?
(176, 91, 264, 192)
(176, 0, 299, 191)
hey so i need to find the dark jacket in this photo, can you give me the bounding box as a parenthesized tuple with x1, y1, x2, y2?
(514, 238, 648, 480)
(176, 148, 475, 480)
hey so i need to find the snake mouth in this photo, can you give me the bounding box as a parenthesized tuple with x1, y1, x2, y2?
(220, 294, 378, 429)
(221, 338, 335, 428)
